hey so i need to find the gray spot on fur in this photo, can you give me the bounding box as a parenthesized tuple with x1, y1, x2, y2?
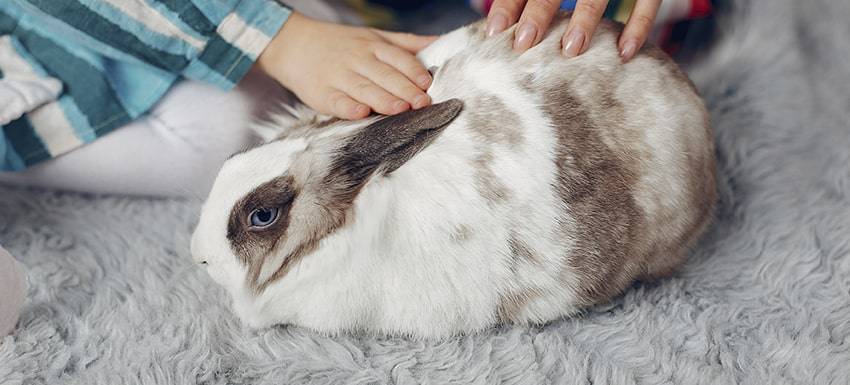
(473, 151, 510, 205)
(518, 73, 535, 94)
(542, 84, 649, 305)
(507, 233, 535, 263)
(466, 95, 524, 147)
(463, 93, 524, 206)
(495, 287, 545, 324)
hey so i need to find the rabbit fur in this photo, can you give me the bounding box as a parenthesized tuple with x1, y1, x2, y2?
(191, 15, 716, 339)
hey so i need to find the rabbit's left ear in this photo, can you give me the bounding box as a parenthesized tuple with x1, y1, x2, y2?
(326, 99, 463, 198)
(343, 98, 462, 173)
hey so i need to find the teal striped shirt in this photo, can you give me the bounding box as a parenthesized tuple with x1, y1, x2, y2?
(0, 0, 291, 171)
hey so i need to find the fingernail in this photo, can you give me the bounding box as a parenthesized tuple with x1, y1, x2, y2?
(513, 23, 537, 52)
(562, 29, 586, 58)
(413, 94, 430, 109)
(486, 13, 508, 37)
(417, 74, 432, 88)
(620, 39, 638, 62)
(354, 104, 369, 117)
(393, 100, 409, 113)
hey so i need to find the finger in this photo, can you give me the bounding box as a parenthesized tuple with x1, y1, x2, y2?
(513, 0, 561, 51)
(356, 58, 431, 110)
(339, 74, 410, 115)
(373, 30, 438, 53)
(619, 0, 661, 61)
(562, 0, 609, 57)
(373, 44, 433, 90)
(486, 0, 527, 37)
(326, 89, 370, 120)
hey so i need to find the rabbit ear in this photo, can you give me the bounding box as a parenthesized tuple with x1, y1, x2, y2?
(325, 99, 463, 201)
(350, 98, 463, 173)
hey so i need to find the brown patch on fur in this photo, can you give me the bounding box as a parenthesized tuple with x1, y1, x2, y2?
(467, 95, 524, 146)
(496, 288, 542, 323)
(496, 234, 543, 323)
(518, 73, 535, 94)
(473, 151, 511, 205)
(463, 94, 522, 205)
(227, 175, 298, 289)
(542, 84, 651, 306)
(507, 232, 536, 263)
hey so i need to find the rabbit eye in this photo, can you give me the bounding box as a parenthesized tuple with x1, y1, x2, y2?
(249, 207, 279, 228)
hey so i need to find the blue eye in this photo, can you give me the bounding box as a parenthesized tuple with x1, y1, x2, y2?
(249, 207, 279, 228)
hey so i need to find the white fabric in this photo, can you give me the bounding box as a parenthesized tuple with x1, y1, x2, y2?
(0, 35, 64, 126)
(0, 77, 63, 126)
(0, 72, 291, 197)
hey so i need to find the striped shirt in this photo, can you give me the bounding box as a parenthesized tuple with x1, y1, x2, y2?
(0, 0, 291, 171)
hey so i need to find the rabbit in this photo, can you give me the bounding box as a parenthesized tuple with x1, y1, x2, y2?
(191, 14, 716, 339)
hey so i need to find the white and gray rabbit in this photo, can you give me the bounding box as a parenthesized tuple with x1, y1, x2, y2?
(191, 15, 716, 338)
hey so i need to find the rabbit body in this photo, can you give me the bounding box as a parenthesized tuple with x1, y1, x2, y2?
(191, 15, 716, 338)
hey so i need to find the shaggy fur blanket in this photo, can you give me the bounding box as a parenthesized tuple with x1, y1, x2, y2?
(2, 0, 849, 383)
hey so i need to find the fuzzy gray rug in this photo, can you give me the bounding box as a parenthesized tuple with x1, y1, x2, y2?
(2, 0, 850, 383)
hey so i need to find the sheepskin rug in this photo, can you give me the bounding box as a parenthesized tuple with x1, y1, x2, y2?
(2, 0, 849, 383)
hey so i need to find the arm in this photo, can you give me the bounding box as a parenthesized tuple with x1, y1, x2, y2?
(25, 0, 436, 118)
(5, 0, 435, 120)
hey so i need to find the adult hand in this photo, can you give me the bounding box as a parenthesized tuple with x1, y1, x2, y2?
(485, 0, 661, 61)
(257, 12, 437, 120)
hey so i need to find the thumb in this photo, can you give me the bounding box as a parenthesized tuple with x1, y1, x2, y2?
(374, 30, 438, 53)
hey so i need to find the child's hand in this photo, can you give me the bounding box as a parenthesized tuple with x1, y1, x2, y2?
(486, 0, 661, 61)
(256, 12, 437, 120)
